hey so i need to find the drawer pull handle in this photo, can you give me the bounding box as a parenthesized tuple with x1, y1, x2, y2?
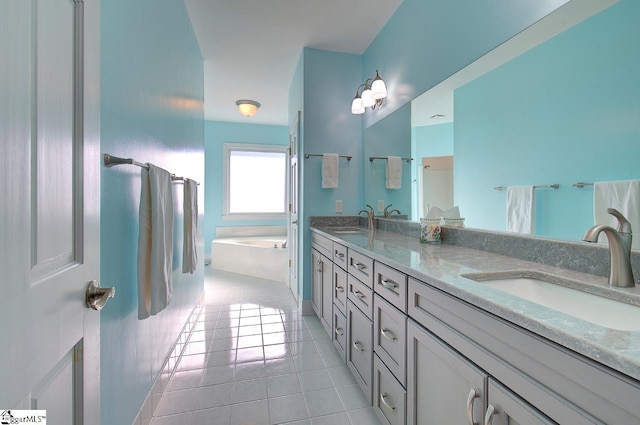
(381, 278, 399, 290)
(353, 290, 365, 300)
(380, 393, 396, 411)
(466, 388, 479, 425)
(353, 341, 365, 352)
(316, 259, 323, 272)
(336, 285, 345, 293)
(335, 252, 345, 259)
(335, 327, 344, 337)
(354, 262, 367, 271)
(483, 404, 495, 425)
(381, 328, 397, 342)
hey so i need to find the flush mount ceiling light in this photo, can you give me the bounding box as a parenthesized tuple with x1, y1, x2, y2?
(236, 99, 261, 117)
(351, 70, 388, 115)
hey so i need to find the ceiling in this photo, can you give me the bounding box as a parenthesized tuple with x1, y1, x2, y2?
(184, 0, 403, 126)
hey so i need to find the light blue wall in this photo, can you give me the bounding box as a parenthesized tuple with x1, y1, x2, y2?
(362, 0, 569, 128)
(299, 48, 363, 301)
(364, 102, 412, 215)
(455, 0, 640, 241)
(411, 123, 454, 218)
(100, 1, 204, 424)
(204, 120, 289, 252)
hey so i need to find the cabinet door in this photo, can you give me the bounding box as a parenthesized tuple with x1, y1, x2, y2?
(485, 379, 557, 425)
(333, 266, 348, 314)
(321, 253, 333, 335)
(333, 307, 347, 363)
(347, 300, 373, 403)
(407, 320, 487, 425)
(311, 249, 322, 318)
(374, 294, 407, 386)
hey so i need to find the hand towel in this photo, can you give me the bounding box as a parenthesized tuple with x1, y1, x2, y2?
(182, 178, 198, 274)
(322, 154, 339, 188)
(594, 179, 640, 249)
(386, 156, 402, 189)
(506, 186, 535, 234)
(138, 164, 174, 320)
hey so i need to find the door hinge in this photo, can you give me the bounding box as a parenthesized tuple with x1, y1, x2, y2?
(289, 260, 292, 267)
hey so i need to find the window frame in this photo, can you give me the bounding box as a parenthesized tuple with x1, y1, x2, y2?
(222, 142, 289, 221)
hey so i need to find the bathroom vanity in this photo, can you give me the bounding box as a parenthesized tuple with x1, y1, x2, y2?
(310, 224, 640, 425)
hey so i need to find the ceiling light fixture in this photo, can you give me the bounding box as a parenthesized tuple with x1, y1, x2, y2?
(236, 99, 261, 117)
(351, 70, 387, 115)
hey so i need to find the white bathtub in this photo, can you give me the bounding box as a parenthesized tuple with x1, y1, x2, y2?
(211, 236, 288, 283)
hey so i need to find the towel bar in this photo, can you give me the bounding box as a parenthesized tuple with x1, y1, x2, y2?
(304, 153, 352, 160)
(494, 184, 559, 190)
(369, 156, 412, 163)
(104, 153, 200, 185)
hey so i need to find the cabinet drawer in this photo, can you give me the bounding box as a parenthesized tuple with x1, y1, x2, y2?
(374, 354, 407, 425)
(348, 274, 374, 320)
(374, 261, 408, 313)
(333, 266, 348, 314)
(333, 242, 348, 270)
(347, 300, 373, 403)
(348, 249, 374, 287)
(311, 231, 333, 258)
(333, 307, 347, 363)
(374, 294, 407, 386)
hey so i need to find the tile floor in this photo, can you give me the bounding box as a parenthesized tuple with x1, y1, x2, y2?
(149, 268, 382, 425)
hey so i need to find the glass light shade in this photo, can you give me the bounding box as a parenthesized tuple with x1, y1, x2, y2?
(236, 100, 261, 117)
(351, 97, 365, 114)
(361, 88, 374, 107)
(370, 78, 387, 100)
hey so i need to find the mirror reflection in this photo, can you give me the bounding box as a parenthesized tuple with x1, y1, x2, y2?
(364, 0, 640, 243)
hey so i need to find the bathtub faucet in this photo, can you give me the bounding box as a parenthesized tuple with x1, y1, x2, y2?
(281, 240, 287, 248)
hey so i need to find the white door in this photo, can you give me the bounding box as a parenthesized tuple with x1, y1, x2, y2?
(0, 1, 102, 423)
(421, 155, 454, 217)
(288, 111, 301, 301)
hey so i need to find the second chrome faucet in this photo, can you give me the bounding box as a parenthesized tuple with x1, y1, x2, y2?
(357, 204, 375, 231)
(582, 208, 635, 287)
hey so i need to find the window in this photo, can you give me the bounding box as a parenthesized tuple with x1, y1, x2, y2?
(223, 143, 288, 220)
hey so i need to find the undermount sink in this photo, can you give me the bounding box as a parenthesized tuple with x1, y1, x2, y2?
(328, 227, 369, 234)
(462, 270, 640, 331)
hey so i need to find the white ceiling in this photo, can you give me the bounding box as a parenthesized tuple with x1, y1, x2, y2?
(184, 0, 403, 126)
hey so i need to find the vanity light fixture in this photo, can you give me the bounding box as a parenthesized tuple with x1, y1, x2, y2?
(236, 99, 261, 117)
(351, 70, 387, 115)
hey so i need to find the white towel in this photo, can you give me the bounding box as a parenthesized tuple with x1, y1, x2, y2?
(138, 164, 174, 320)
(506, 186, 535, 234)
(182, 178, 198, 274)
(386, 156, 402, 189)
(594, 180, 640, 249)
(322, 154, 339, 188)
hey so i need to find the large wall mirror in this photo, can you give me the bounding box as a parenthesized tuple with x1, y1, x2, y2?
(365, 0, 640, 244)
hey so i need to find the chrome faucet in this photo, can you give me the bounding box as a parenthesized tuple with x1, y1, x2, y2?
(582, 208, 635, 287)
(357, 204, 375, 231)
(383, 204, 402, 218)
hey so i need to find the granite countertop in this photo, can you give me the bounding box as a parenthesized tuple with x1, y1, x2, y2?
(312, 225, 640, 382)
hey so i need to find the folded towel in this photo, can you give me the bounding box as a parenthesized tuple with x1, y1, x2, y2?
(594, 179, 640, 249)
(182, 178, 198, 274)
(138, 164, 174, 320)
(442, 206, 461, 219)
(322, 154, 339, 189)
(386, 156, 402, 189)
(506, 186, 535, 234)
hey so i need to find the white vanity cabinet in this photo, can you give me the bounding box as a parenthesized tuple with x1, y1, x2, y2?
(309, 227, 640, 425)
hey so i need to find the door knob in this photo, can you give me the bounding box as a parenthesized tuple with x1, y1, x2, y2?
(85, 280, 115, 311)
